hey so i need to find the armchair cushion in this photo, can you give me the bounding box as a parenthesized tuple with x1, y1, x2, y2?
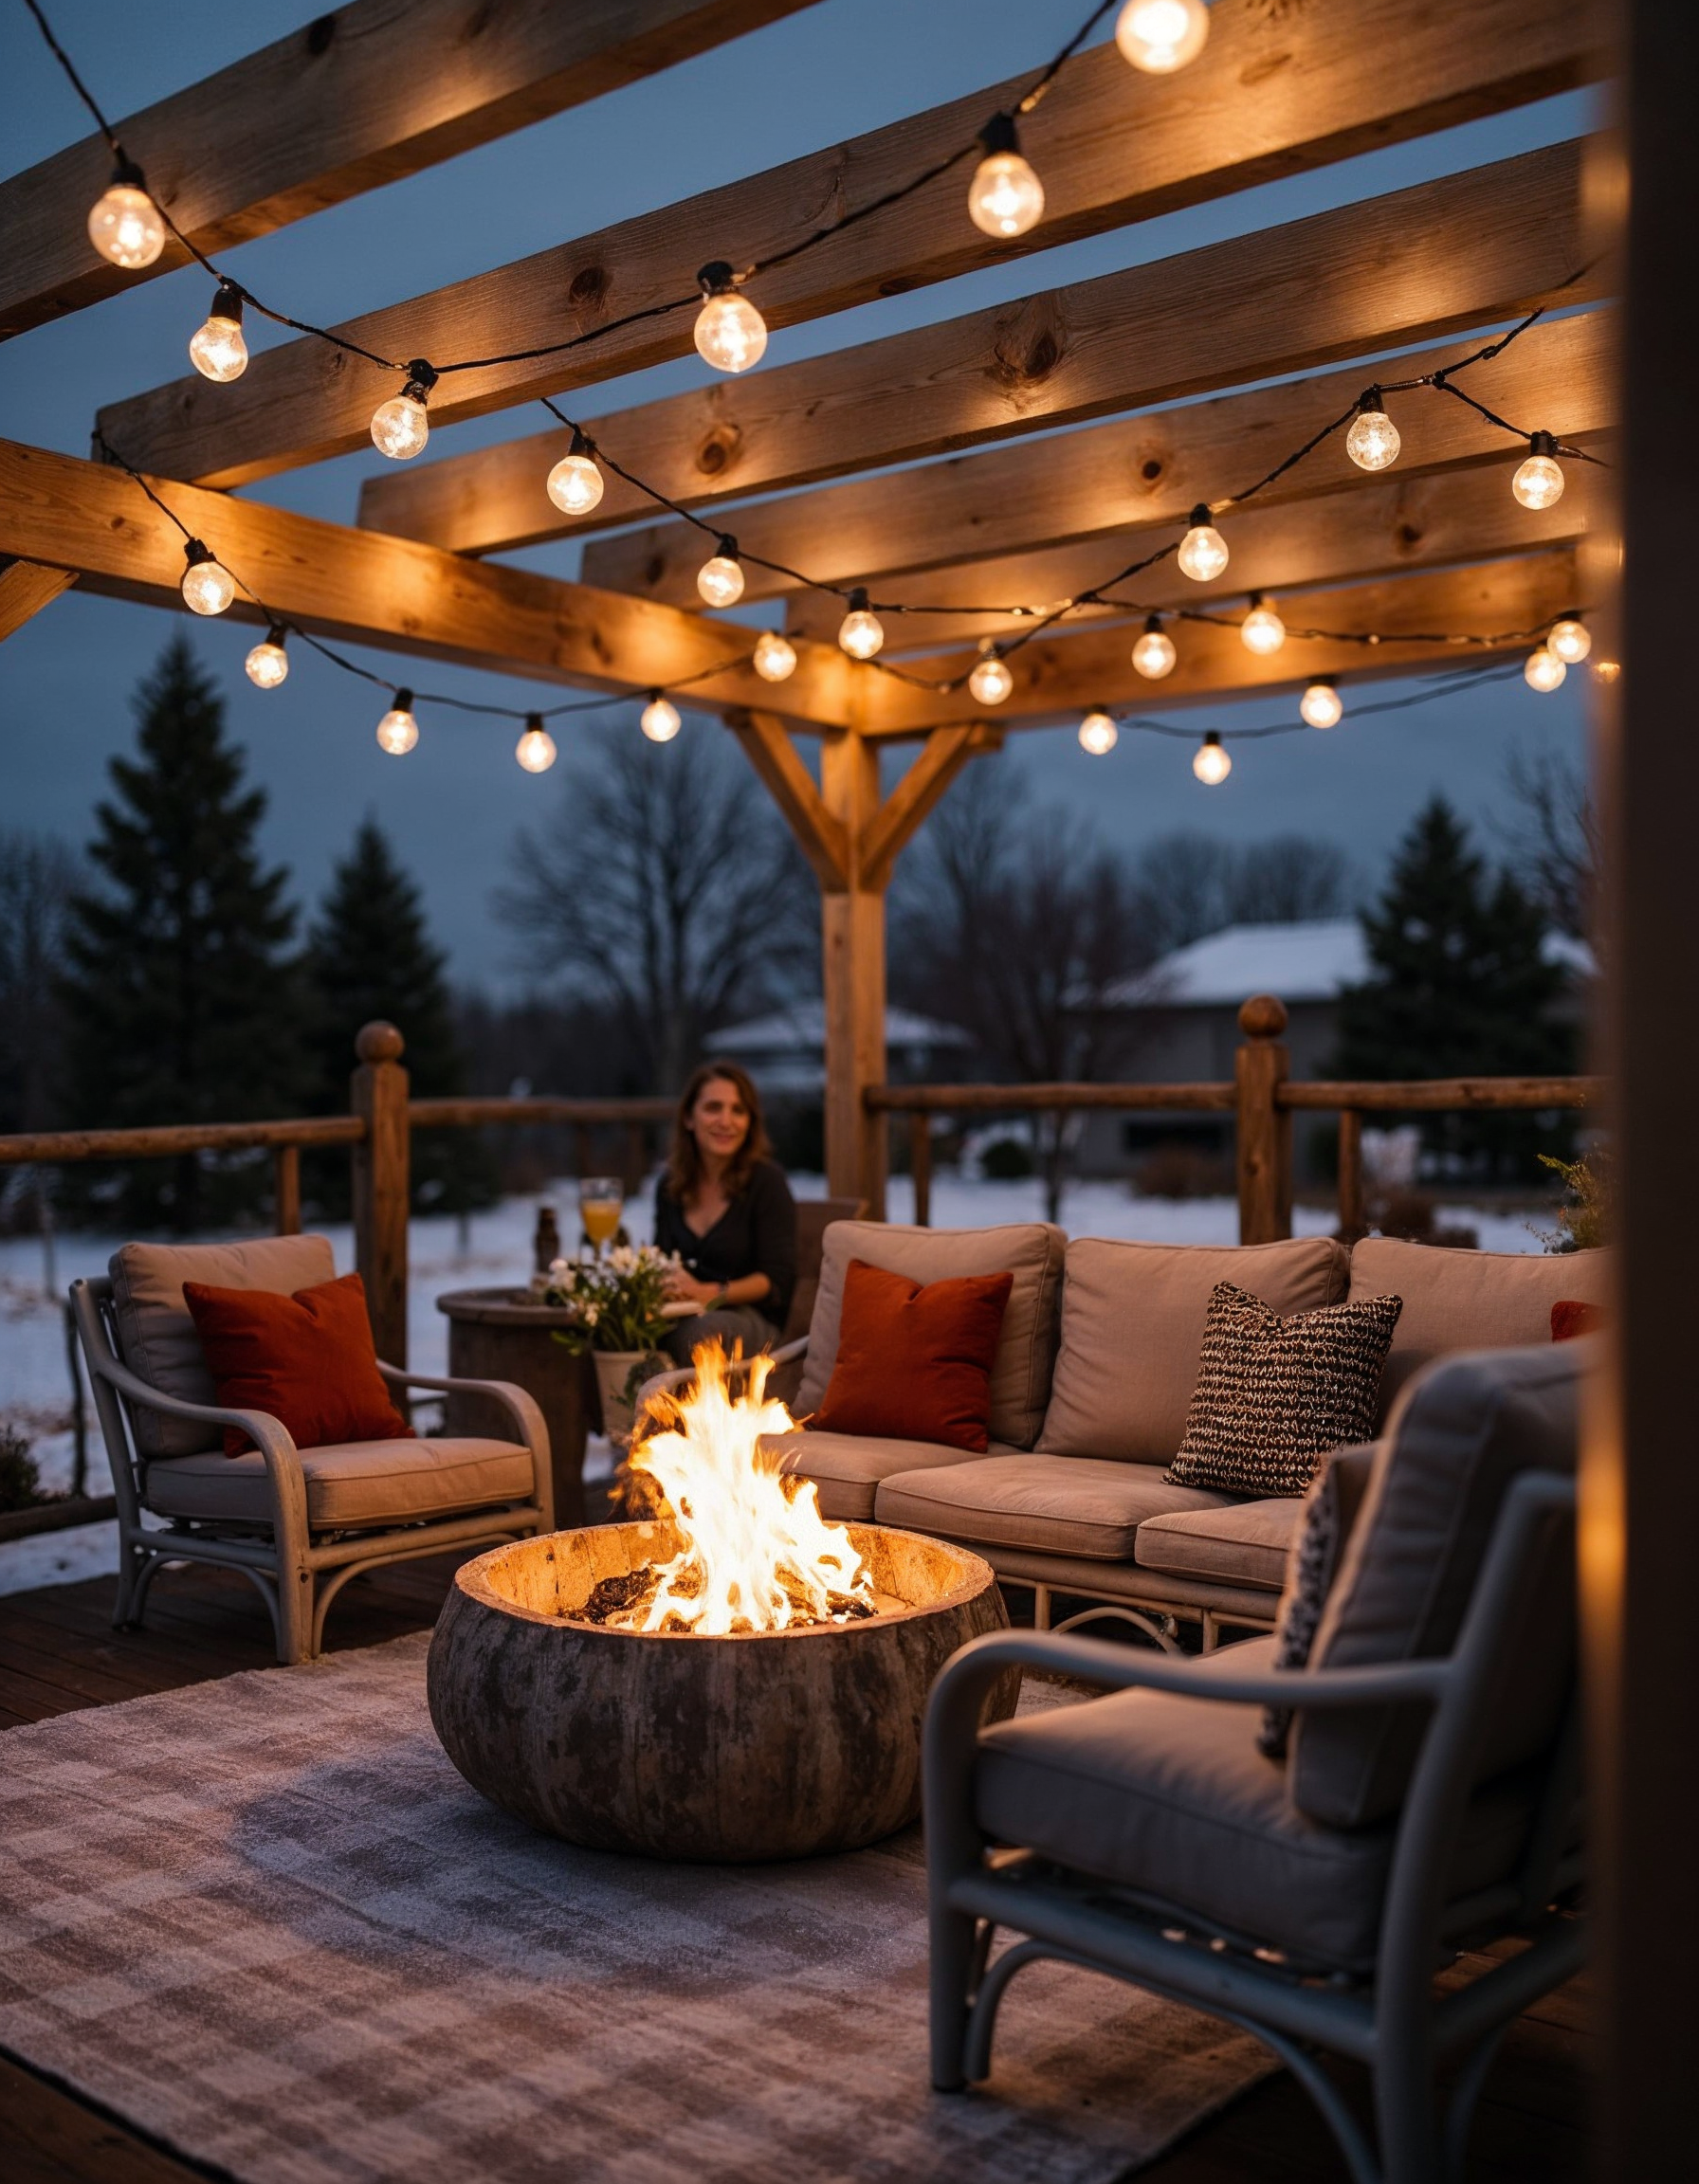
(765, 1429, 998, 1524)
(183, 1272, 408, 1457)
(142, 1436, 537, 1530)
(110, 1235, 338, 1459)
(876, 1453, 1233, 1561)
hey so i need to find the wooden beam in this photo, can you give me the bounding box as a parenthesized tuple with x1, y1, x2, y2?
(1, 0, 814, 338)
(583, 310, 1616, 610)
(858, 724, 987, 892)
(820, 732, 886, 1217)
(98, 0, 1603, 488)
(723, 709, 848, 889)
(0, 559, 76, 640)
(356, 140, 1599, 555)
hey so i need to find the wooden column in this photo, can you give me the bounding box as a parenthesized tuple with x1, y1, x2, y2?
(351, 1021, 410, 1366)
(273, 1143, 301, 1236)
(1234, 995, 1292, 1246)
(909, 1112, 932, 1228)
(820, 732, 887, 1218)
(1336, 1108, 1364, 1239)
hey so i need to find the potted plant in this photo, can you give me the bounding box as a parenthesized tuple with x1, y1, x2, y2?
(537, 1244, 679, 1446)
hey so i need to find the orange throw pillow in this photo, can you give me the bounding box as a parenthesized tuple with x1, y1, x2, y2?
(183, 1273, 410, 1456)
(813, 1259, 1014, 1453)
(1551, 1298, 1607, 1342)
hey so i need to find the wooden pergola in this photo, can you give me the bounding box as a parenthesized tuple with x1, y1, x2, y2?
(0, 2, 1693, 2171)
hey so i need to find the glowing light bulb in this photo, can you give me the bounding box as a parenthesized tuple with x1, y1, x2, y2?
(1178, 503, 1229, 582)
(1240, 594, 1286, 656)
(1079, 709, 1119, 756)
(1512, 431, 1564, 510)
(1524, 646, 1566, 694)
(1193, 731, 1232, 785)
(1592, 658, 1621, 684)
(1548, 617, 1592, 664)
(546, 428, 604, 516)
(515, 717, 557, 773)
(838, 588, 885, 660)
(1301, 678, 1343, 729)
(693, 263, 767, 374)
(753, 630, 797, 682)
(376, 691, 419, 755)
(245, 626, 289, 689)
(641, 694, 682, 742)
(87, 160, 165, 268)
(1345, 391, 1400, 472)
(1131, 615, 1177, 680)
(371, 364, 436, 460)
(968, 113, 1044, 239)
(1115, 0, 1211, 74)
(179, 540, 235, 616)
(697, 537, 746, 608)
(969, 652, 1014, 705)
(188, 282, 248, 382)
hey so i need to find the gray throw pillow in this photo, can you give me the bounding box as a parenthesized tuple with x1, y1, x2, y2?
(1165, 1281, 1403, 1498)
(1256, 1443, 1379, 1758)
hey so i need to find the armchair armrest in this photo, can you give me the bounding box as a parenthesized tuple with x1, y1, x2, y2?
(376, 1363, 552, 1530)
(638, 1333, 809, 1411)
(82, 1345, 309, 1538)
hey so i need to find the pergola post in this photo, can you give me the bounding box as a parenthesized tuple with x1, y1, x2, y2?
(351, 1020, 411, 1366)
(820, 731, 887, 1218)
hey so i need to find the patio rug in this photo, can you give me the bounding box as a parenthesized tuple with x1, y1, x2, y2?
(0, 1632, 1274, 2184)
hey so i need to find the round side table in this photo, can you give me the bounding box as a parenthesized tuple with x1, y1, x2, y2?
(436, 1288, 595, 1528)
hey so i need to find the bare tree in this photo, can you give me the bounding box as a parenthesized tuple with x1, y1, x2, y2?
(1132, 829, 1356, 951)
(1498, 743, 1599, 940)
(496, 722, 814, 1090)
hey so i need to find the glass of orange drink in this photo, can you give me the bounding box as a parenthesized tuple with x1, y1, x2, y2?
(579, 1175, 624, 1255)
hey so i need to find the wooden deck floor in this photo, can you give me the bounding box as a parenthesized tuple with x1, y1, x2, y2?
(0, 1557, 1592, 2184)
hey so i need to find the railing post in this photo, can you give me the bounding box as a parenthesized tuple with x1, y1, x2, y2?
(1336, 1108, 1364, 1239)
(351, 1021, 410, 1366)
(909, 1110, 931, 1228)
(273, 1142, 301, 1235)
(1235, 994, 1291, 1245)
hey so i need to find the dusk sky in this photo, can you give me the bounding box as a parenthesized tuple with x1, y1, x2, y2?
(0, 1, 1599, 992)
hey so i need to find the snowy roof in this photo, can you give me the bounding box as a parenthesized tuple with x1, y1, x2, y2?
(709, 1003, 972, 1054)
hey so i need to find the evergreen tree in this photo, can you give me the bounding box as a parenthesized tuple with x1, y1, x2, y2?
(1334, 796, 1577, 1177)
(59, 636, 305, 1230)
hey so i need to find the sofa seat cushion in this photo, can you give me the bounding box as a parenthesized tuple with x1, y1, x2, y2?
(875, 1455, 1232, 1561)
(143, 1437, 536, 1530)
(763, 1430, 994, 1525)
(975, 1636, 1540, 1975)
(1134, 1499, 1305, 1592)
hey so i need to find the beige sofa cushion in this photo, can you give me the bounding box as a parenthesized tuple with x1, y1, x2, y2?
(1133, 1499, 1304, 1592)
(875, 1453, 1231, 1562)
(110, 1235, 338, 1459)
(764, 1429, 996, 1524)
(1349, 1237, 1612, 1420)
(794, 1220, 1065, 1449)
(143, 1437, 535, 1530)
(1039, 1237, 1351, 1464)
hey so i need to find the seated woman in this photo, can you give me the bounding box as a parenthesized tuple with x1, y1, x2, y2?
(653, 1062, 796, 1367)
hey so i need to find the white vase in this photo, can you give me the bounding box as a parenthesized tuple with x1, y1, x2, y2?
(594, 1350, 662, 1447)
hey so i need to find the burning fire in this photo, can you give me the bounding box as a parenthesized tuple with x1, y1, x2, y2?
(606, 1342, 873, 1635)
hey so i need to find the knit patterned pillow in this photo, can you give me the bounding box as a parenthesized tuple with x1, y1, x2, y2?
(1165, 1282, 1402, 1498)
(1257, 1444, 1379, 1758)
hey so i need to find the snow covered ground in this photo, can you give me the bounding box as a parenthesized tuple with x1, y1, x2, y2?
(0, 1172, 1551, 1597)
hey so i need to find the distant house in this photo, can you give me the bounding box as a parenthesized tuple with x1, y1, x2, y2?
(707, 1002, 971, 1101)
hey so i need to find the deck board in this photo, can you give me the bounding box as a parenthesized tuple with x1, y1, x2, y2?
(0, 1558, 1591, 2182)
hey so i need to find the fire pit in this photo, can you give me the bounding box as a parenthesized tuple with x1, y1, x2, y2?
(427, 1348, 1013, 1861)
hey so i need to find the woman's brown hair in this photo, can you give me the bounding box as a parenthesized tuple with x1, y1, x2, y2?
(665, 1062, 772, 1204)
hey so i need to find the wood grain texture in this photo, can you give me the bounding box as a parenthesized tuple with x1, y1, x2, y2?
(821, 732, 886, 1213)
(356, 141, 1599, 555)
(724, 709, 849, 889)
(582, 311, 1616, 609)
(858, 724, 986, 892)
(1, 0, 813, 337)
(0, 557, 76, 639)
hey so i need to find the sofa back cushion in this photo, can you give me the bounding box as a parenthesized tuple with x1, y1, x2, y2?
(1038, 1236, 1350, 1464)
(109, 1234, 338, 1458)
(795, 1221, 1064, 1449)
(1289, 1342, 1582, 1829)
(1349, 1237, 1612, 1423)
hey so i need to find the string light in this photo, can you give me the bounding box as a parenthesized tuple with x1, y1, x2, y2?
(515, 715, 557, 772)
(1345, 390, 1400, 472)
(1592, 658, 1621, 684)
(1193, 730, 1232, 784)
(86, 155, 164, 268)
(188, 282, 248, 382)
(1177, 504, 1230, 582)
(969, 648, 1014, 705)
(1078, 709, 1118, 755)
(545, 427, 604, 516)
(245, 626, 289, 688)
(1131, 614, 1178, 679)
(752, 629, 797, 682)
(641, 693, 683, 742)
(1512, 430, 1564, 510)
(693, 262, 767, 374)
(179, 540, 235, 616)
(1301, 678, 1343, 729)
(1115, 0, 1211, 74)
(838, 588, 885, 660)
(376, 691, 420, 755)
(697, 537, 746, 608)
(1524, 646, 1566, 693)
(1547, 616, 1592, 664)
(1240, 593, 1287, 656)
(967, 113, 1045, 240)
(370, 364, 436, 461)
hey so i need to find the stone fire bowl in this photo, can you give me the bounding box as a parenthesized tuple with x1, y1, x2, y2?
(427, 1520, 1014, 1863)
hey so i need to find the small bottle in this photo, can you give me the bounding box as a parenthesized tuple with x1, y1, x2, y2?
(534, 1205, 560, 1274)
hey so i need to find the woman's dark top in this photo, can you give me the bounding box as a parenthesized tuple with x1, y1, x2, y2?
(653, 1156, 797, 1330)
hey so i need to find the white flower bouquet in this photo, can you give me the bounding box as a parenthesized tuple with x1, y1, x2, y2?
(537, 1242, 681, 1356)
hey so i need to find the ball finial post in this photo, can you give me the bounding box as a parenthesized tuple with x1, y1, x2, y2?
(356, 1020, 405, 1065)
(1237, 993, 1288, 1041)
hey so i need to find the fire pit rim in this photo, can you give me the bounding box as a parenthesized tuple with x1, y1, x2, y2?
(450, 1520, 998, 1642)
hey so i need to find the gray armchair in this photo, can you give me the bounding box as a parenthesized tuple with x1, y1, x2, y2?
(72, 1235, 552, 1666)
(924, 1344, 1587, 2184)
